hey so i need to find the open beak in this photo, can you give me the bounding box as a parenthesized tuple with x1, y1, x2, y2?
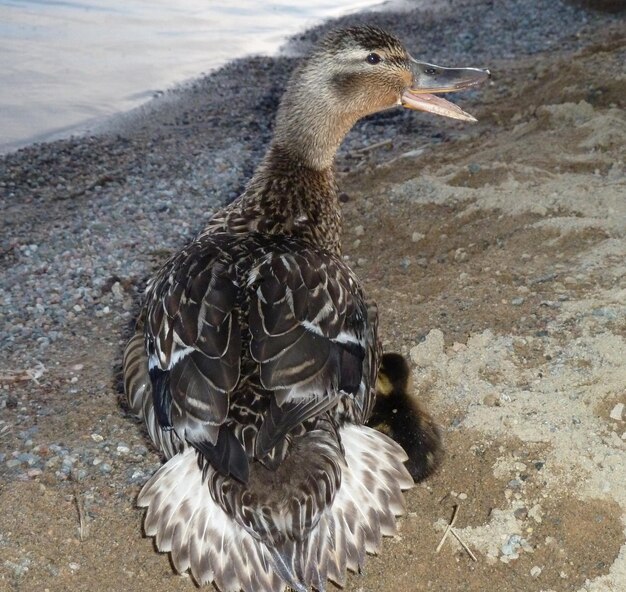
(401, 57, 490, 122)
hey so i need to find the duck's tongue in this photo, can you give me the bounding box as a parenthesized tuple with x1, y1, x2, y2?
(402, 59, 490, 122)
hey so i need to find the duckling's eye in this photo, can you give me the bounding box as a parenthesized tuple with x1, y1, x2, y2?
(366, 53, 381, 65)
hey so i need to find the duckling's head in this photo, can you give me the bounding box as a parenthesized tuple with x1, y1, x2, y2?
(376, 351, 413, 398)
(272, 26, 489, 169)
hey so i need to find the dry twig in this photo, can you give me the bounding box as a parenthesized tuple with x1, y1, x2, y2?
(436, 503, 478, 562)
(436, 504, 459, 553)
(0, 362, 46, 385)
(74, 488, 89, 542)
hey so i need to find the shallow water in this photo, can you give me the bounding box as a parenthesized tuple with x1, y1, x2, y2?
(0, 0, 386, 152)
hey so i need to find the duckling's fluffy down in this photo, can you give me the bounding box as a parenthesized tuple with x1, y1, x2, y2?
(138, 424, 412, 592)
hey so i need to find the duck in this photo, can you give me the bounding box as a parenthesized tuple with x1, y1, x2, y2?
(370, 352, 444, 482)
(123, 25, 488, 592)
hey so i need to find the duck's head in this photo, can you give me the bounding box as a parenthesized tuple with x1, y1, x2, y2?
(273, 26, 490, 169)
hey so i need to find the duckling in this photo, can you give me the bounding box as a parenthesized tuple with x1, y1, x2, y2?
(370, 353, 444, 482)
(123, 25, 488, 592)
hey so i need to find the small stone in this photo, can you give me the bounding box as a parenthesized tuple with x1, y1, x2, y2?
(609, 402, 624, 421)
(500, 534, 525, 558)
(69, 562, 80, 571)
(411, 232, 425, 242)
(457, 492, 468, 500)
(483, 394, 499, 407)
(454, 248, 468, 263)
(352, 239, 361, 248)
(99, 462, 112, 474)
(528, 504, 543, 523)
(132, 445, 148, 456)
(507, 479, 522, 490)
(354, 225, 364, 236)
(90, 434, 104, 442)
(116, 444, 130, 454)
(530, 566, 542, 578)
(511, 297, 525, 306)
(71, 468, 87, 482)
(514, 507, 529, 520)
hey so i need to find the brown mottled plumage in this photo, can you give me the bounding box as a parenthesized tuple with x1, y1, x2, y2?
(123, 25, 488, 592)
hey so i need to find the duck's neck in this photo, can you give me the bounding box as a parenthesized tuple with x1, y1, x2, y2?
(210, 65, 364, 255)
(239, 143, 342, 254)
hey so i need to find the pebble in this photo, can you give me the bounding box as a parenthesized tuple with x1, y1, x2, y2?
(354, 225, 365, 236)
(411, 232, 425, 242)
(99, 463, 113, 474)
(511, 297, 525, 306)
(609, 403, 624, 421)
(530, 566, 542, 578)
(500, 534, 529, 558)
(454, 248, 468, 263)
(514, 507, 529, 520)
(483, 394, 500, 407)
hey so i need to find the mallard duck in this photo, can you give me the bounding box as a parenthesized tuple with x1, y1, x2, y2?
(123, 25, 487, 592)
(370, 352, 444, 482)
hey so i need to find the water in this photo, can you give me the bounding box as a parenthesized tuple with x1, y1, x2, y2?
(0, 0, 386, 152)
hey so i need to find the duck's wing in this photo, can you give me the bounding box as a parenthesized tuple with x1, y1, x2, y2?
(143, 237, 247, 482)
(138, 234, 377, 484)
(247, 246, 377, 465)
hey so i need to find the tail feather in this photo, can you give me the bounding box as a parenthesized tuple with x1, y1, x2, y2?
(137, 425, 411, 591)
(138, 448, 284, 592)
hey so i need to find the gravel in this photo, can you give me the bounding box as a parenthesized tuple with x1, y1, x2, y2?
(0, 0, 621, 486)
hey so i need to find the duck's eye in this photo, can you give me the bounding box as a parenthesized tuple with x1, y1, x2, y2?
(366, 53, 381, 65)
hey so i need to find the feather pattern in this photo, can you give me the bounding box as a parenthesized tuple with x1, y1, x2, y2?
(119, 24, 437, 592)
(137, 425, 412, 590)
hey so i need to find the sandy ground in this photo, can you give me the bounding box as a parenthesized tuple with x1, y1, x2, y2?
(1, 7, 625, 592)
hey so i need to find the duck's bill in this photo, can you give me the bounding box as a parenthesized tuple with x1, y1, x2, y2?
(402, 59, 490, 122)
